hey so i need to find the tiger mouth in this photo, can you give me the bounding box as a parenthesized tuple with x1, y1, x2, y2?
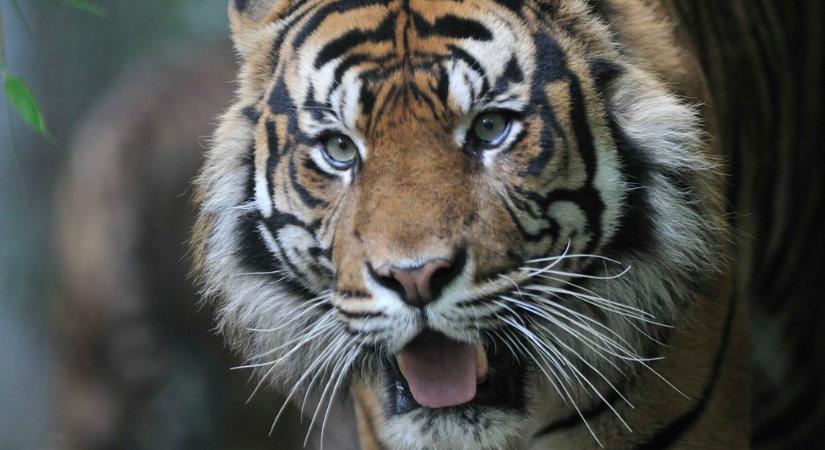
(386, 330, 527, 415)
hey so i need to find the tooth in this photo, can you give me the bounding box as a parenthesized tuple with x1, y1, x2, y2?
(396, 354, 407, 374)
(475, 344, 489, 382)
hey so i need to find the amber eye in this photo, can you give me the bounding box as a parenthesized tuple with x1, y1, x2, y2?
(322, 134, 359, 168)
(471, 112, 512, 146)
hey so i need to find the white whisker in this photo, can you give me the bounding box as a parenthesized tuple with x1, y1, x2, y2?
(240, 314, 337, 364)
(247, 298, 329, 333)
(304, 342, 359, 447)
(514, 293, 661, 363)
(500, 315, 604, 447)
(319, 346, 361, 450)
(266, 326, 349, 436)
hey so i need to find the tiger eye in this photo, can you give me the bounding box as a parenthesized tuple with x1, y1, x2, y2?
(472, 112, 511, 145)
(322, 134, 358, 168)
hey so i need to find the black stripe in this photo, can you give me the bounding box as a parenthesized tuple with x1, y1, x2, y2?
(288, 153, 327, 208)
(303, 155, 336, 180)
(264, 118, 281, 203)
(359, 83, 377, 123)
(267, 3, 315, 72)
(635, 294, 737, 449)
(242, 143, 256, 203)
(408, 83, 439, 119)
(233, 0, 250, 12)
(496, 190, 553, 243)
(446, 44, 490, 95)
(242, 105, 262, 123)
(583, 0, 614, 23)
(535, 384, 625, 438)
(602, 112, 657, 258)
(534, 33, 605, 252)
(292, 0, 388, 51)
(237, 212, 314, 299)
(492, 0, 525, 14)
(588, 58, 623, 92)
(314, 12, 397, 68)
(336, 290, 372, 299)
(336, 309, 385, 319)
(435, 67, 450, 105)
(411, 13, 494, 41)
(332, 53, 371, 86)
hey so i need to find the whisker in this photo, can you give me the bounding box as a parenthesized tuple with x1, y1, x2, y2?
(526, 252, 624, 267)
(247, 298, 329, 333)
(521, 241, 572, 276)
(249, 328, 346, 405)
(236, 269, 290, 278)
(527, 318, 635, 426)
(304, 342, 358, 447)
(254, 291, 331, 319)
(299, 330, 350, 415)
(508, 293, 688, 399)
(240, 314, 337, 364)
(500, 297, 630, 376)
(500, 316, 604, 447)
(527, 275, 651, 319)
(521, 265, 632, 282)
(499, 321, 568, 402)
(319, 346, 361, 450)
(497, 303, 574, 386)
(514, 293, 662, 363)
(524, 284, 664, 325)
(266, 326, 349, 435)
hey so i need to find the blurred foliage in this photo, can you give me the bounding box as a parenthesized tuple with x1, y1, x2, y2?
(0, 1, 229, 448)
(0, 0, 103, 139)
(2, 74, 50, 138)
(61, 0, 105, 17)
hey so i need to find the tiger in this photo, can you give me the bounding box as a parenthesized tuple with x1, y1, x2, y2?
(191, 0, 752, 448)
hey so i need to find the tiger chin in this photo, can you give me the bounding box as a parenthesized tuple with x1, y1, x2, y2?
(192, 0, 750, 449)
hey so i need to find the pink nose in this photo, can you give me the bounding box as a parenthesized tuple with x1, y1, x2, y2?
(374, 259, 457, 308)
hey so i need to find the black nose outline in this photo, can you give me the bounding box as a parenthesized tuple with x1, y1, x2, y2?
(367, 248, 468, 308)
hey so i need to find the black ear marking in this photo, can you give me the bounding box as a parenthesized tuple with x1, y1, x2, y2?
(588, 58, 624, 91)
(581, 0, 614, 23)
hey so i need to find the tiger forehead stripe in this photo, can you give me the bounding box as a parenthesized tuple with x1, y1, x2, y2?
(273, 0, 533, 121)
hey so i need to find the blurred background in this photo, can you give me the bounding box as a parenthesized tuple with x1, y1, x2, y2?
(0, 1, 324, 448)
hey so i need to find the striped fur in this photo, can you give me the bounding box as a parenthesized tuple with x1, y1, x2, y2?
(192, 0, 752, 448)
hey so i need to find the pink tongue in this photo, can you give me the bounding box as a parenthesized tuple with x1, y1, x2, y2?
(397, 332, 477, 409)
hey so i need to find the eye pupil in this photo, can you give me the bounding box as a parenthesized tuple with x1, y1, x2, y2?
(472, 112, 512, 146)
(322, 134, 358, 168)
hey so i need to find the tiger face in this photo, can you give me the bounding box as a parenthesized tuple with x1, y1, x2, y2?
(194, 0, 726, 448)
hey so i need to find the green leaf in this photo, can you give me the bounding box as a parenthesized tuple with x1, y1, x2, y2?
(3, 75, 50, 138)
(60, 0, 107, 18)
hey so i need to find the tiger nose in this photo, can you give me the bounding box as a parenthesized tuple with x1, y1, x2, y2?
(372, 252, 466, 308)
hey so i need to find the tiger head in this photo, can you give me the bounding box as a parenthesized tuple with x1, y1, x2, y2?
(193, 0, 726, 448)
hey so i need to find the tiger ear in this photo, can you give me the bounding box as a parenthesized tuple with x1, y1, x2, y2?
(229, 0, 291, 58)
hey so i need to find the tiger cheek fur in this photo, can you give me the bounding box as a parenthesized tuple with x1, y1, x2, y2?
(192, 0, 749, 449)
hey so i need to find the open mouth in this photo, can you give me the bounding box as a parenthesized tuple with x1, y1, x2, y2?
(387, 329, 527, 415)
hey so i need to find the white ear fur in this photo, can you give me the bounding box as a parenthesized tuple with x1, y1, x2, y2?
(228, 0, 290, 59)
